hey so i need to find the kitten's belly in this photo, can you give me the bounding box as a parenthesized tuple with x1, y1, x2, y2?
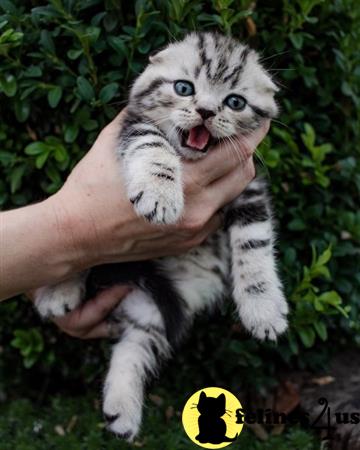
(159, 230, 229, 313)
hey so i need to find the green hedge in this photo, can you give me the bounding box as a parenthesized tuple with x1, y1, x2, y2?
(1, 0, 359, 423)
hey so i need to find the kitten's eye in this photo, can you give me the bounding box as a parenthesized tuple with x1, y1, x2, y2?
(174, 80, 194, 96)
(224, 94, 247, 111)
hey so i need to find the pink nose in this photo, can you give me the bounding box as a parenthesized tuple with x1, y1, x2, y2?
(196, 108, 216, 120)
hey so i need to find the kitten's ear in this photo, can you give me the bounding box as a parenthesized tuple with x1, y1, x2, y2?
(217, 393, 226, 408)
(263, 73, 280, 94)
(199, 391, 207, 402)
(149, 45, 167, 64)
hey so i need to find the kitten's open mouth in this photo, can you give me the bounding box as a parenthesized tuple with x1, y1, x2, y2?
(179, 125, 217, 153)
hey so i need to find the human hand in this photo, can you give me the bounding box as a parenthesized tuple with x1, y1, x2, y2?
(48, 111, 269, 272)
(51, 285, 131, 339)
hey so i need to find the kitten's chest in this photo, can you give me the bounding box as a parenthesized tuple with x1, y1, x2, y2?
(159, 230, 230, 311)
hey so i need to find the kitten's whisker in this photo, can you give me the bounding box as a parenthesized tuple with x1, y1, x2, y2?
(259, 49, 293, 63)
(268, 68, 296, 72)
(271, 118, 290, 129)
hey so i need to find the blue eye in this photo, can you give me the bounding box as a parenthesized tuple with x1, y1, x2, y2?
(174, 80, 194, 96)
(224, 95, 247, 111)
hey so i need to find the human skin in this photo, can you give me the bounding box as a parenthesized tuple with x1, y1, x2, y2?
(0, 111, 269, 335)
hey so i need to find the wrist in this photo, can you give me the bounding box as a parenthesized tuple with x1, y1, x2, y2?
(48, 188, 100, 274)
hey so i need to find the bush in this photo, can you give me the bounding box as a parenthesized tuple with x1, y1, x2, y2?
(0, 0, 359, 445)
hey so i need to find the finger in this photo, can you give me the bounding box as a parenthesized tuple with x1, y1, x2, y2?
(207, 158, 256, 209)
(81, 321, 110, 339)
(184, 121, 269, 187)
(54, 285, 131, 333)
(103, 108, 127, 132)
(192, 212, 223, 242)
(92, 109, 127, 151)
(76, 285, 132, 328)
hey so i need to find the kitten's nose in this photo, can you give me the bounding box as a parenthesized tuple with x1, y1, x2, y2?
(196, 108, 216, 120)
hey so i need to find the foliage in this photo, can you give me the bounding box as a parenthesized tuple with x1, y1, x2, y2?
(0, 394, 319, 450)
(0, 0, 359, 446)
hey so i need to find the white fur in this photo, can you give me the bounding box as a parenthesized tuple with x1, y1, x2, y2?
(34, 275, 84, 318)
(122, 142, 184, 224)
(103, 290, 170, 440)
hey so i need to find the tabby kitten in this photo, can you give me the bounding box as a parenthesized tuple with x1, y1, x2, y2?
(34, 32, 288, 441)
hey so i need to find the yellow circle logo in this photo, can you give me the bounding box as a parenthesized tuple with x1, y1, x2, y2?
(182, 387, 243, 448)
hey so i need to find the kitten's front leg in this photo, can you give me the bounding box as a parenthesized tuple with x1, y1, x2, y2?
(121, 131, 183, 224)
(228, 179, 288, 340)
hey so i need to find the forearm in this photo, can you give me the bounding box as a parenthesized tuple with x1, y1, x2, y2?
(0, 195, 87, 300)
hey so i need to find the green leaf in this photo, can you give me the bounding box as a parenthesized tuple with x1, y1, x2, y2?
(67, 48, 83, 60)
(0, 0, 17, 14)
(76, 76, 95, 102)
(318, 290, 342, 306)
(10, 164, 26, 193)
(82, 119, 98, 131)
(289, 33, 304, 49)
(64, 124, 79, 143)
(35, 151, 49, 169)
(99, 82, 118, 103)
(301, 123, 316, 149)
(288, 333, 299, 354)
(263, 149, 280, 168)
(48, 86, 62, 108)
(107, 36, 128, 57)
(14, 101, 30, 122)
(1, 74, 17, 96)
(53, 145, 68, 162)
(0, 150, 14, 165)
(40, 29, 55, 53)
(25, 142, 50, 155)
(317, 246, 332, 266)
(298, 327, 316, 348)
(314, 321, 327, 341)
(23, 65, 42, 77)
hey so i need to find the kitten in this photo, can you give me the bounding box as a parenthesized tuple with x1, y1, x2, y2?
(34, 32, 288, 441)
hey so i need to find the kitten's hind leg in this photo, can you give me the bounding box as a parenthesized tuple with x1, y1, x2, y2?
(34, 273, 86, 318)
(103, 289, 171, 441)
(228, 179, 288, 340)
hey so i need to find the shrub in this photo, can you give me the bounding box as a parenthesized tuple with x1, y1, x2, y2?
(0, 0, 359, 410)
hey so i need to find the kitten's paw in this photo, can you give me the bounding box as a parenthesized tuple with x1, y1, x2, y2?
(34, 279, 84, 318)
(239, 290, 288, 341)
(128, 180, 184, 225)
(103, 382, 142, 442)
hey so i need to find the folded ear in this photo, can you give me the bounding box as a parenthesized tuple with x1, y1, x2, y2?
(149, 45, 168, 64)
(262, 71, 280, 94)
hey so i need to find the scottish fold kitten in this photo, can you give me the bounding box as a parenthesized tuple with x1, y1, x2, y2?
(34, 32, 288, 441)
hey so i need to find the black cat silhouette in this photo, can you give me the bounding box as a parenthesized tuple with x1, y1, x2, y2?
(195, 391, 238, 444)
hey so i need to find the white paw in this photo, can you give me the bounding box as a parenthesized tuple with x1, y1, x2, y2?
(128, 179, 184, 224)
(103, 381, 142, 441)
(239, 290, 288, 341)
(34, 279, 84, 318)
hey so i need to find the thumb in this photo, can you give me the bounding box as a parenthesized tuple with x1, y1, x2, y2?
(77, 285, 132, 327)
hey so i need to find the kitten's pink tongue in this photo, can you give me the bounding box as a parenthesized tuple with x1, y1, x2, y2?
(186, 125, 210, 151)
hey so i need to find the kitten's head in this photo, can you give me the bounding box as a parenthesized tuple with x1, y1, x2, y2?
(197, 391, 226, 417)
(129, 32, 278, 160)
